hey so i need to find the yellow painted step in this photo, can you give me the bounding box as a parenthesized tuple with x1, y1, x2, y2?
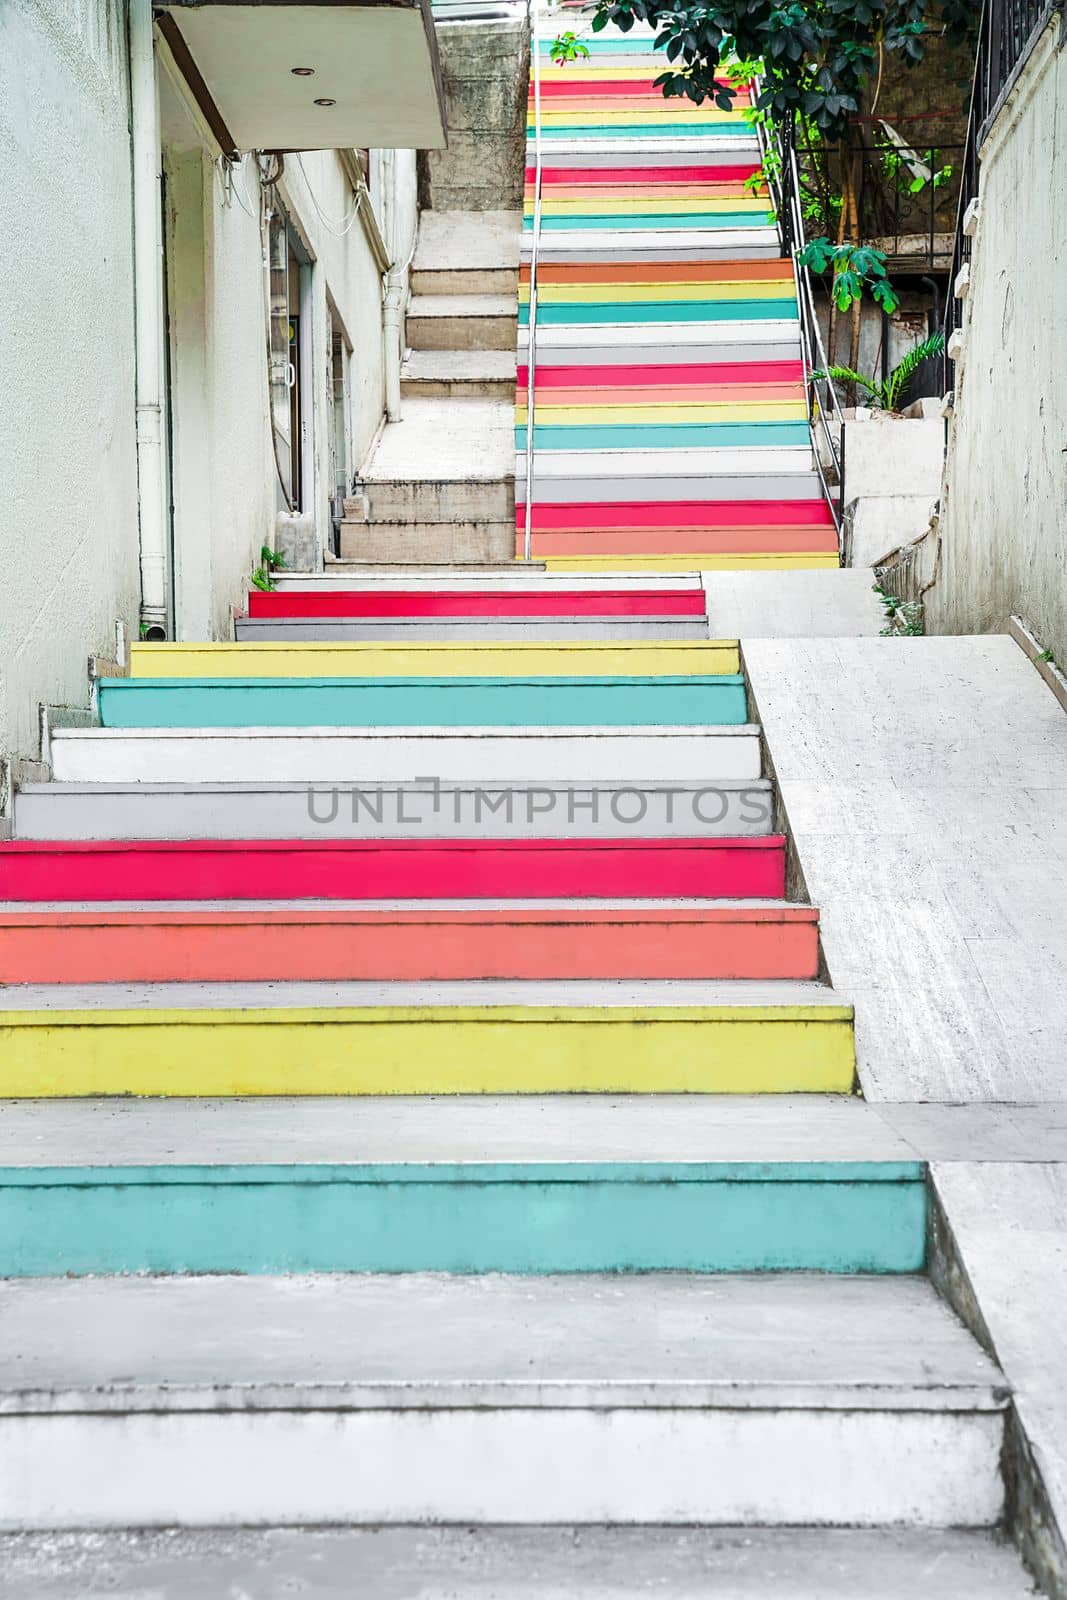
(129, 640, 742, 679)
(0, 1005, 856, 1096)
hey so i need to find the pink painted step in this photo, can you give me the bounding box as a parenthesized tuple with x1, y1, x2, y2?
(0, 904, 818, 983)
(248, 588, 706, 619)
(0, 837, 786, 902)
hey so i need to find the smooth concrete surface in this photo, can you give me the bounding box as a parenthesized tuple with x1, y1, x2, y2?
(413, 210, 522, 274)
(743, 635, 1067, 1102)
(841, 417, 945, 501)
(935, 1162, 1067, 1583)
(706, 571, 883, 636)
(361, 399, 514, 481)
(0, 1525, 1037, 1599)
(0, 1277, 1005, 1527)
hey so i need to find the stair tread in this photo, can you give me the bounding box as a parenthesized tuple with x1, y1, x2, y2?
(412, 209, 522, 272)
(408, 293, 517, 316)
(357, 398, 515, 483)
(0, 1525, 1034, 1598)
(401, 349, 517, 379)
(0, 1093, 909, 1169)
(0, 1274, 1000, 1407)
(0, 978, 845, 1012)
(51, 722, 760, 739)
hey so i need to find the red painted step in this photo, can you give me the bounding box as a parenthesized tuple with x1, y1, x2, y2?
(0, 904, 819, 984)
(520, 361, 805, 388)
(517, 500, 838, 533)
(0, 837, 786, 902)
(247, 587, 706, 619)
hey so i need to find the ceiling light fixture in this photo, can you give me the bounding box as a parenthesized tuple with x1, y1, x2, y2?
(291, 66, 315, 76)
(314, 97, 336, 107)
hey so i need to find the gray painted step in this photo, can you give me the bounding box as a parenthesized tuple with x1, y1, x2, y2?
(0, 1274, 1005, 1529)
(14, 779, 774, 840)
(0, 1526, 1035, 1598)
(234, 617, 710, 642)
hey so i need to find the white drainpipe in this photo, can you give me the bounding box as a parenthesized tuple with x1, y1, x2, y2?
(383, 268, 405, 423)
(129, 0, 170, 638)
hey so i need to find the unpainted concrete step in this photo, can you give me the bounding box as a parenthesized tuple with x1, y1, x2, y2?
(49, 724, 762, 783)
(0, 1275, 1004, 1525)
(0, 1525, 1036, 1598)
(410, 209, 521, 300)
(400, 348, 516, 399)
(0, 901, 818, 984)
(339, 518, 516, 564)
(13, 778, 775, 841)
(407, 293, 518, 352)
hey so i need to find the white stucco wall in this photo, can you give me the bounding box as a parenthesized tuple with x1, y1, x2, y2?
(2, 4, 417, 789)
(0, 0, 140, 773)
(928, 12, 1067, 661)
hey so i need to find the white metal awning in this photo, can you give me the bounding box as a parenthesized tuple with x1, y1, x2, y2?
(154, 0, 447, 154)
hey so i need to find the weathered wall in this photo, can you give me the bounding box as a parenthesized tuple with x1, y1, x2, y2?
(927, 13, 1067, 661)
(0, 0, 140, 776)
(421, 17, 529, 211)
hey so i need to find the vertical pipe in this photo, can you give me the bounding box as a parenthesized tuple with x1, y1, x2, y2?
(522, 0, 543, 563)
(129, 0, 170, 638)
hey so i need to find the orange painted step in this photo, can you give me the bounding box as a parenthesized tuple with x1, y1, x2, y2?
(0, 905, 820, 984)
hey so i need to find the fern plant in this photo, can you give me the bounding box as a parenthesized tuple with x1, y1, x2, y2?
(813, 332, 945, 413)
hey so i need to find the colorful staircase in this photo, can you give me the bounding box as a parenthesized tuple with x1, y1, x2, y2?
(518, 27, 839, 570)
(0, 25, 1010, 1553)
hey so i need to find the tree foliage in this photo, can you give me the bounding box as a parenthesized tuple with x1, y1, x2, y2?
(588, 0, 979, 137)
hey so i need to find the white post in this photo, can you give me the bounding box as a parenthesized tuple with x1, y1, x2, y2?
(382, 150, 406, 424)
(129, 0, 170, 637)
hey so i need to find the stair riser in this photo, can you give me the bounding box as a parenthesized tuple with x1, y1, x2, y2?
(408, 314, 517, 351)
(340, 521, 516, 564)
(0, 839, 786, 901)
(247, 588, 707, 617)
(0, 1408, 1002, 1529)
(14, 784, 775, 841)
(0, 915, 817, 984)
(410, 268, 518, 295)
(400, 374, 516, 399)
(233, 618, 710, 642)
(0, 1011, 854, 1095)
(95, 679, 750, 731)
(348, 481, 514, 523)
(0, 1162, 922, 1274)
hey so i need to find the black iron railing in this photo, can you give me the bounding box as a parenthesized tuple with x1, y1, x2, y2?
(945, 0, 1062, 372)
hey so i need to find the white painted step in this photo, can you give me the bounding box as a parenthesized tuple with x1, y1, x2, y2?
(50, 725, 762, 785)
(0, 1525, 1034, 1597)
(0, 1274, 1005, 1529)
(276, 572, 700, 590)
(520, 320, 802, 365)
(14, 778, 774, 840)
(528, 228, 780, 262)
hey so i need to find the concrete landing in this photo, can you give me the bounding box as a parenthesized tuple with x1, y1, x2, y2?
(0, 1525, 1036, 1599)
(743, 635, 1067, 1102)
(706, 570, 883, 637)
(358, 398, 514, 482)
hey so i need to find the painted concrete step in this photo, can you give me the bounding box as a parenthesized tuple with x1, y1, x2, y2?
(51, 724, 762, 784)
(400, 349, 516, 398)
(520, 321, 802, 366)
(128, 638, 740, 678)
(0, 1141, 914, 1272)
(0, 979, 852, 1094)
(94, 675, 751, 730)
(0, 1525, 1036, 1599)
(339, 518, 517, 564)
(0, 836, 787, 901)
(248, 585, 707, 616)
(0, 902, 818, 984)
(233, 615, 711, 641)
(0, 1275, 1004, 1527)
(13, 779, 775, 840)
(274, 571, 697, 590)
(407, 293, 518, 351)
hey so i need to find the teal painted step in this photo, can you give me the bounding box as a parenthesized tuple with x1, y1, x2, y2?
(98, 675, 750, 729)
(520, 299, 798, 326)
(528, 210, 772, 228)
(516, 423, 811, 451)
(0, 1161, 928, 1276)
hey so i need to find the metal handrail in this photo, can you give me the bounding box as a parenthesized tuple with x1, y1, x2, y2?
(752, 86, 846, 548)
(521, 0, 545, 561)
